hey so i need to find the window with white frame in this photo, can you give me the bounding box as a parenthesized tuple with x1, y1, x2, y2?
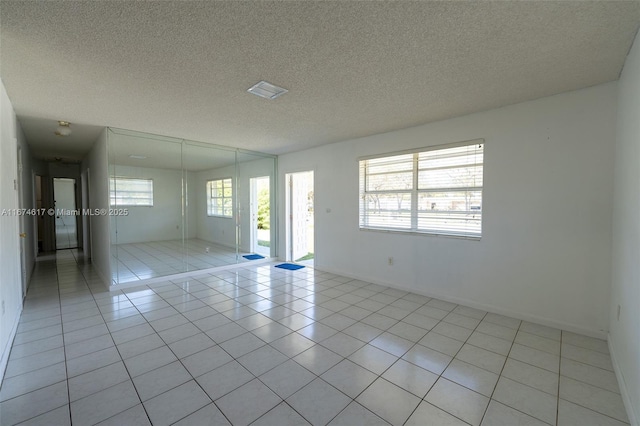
(110, 177, 153, 206)
(359, 140, 484, 237)
(207, 178, 233, 217)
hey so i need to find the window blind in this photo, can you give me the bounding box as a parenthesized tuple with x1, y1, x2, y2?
(359, 140, 483, 237)
(110, 177, 153, 206)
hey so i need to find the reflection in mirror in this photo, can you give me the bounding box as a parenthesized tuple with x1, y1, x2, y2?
(183, 141, 239, 273)
(109, 129, 184, 284)
(108, 128, 276, 286)
(236, 151, 276, 259)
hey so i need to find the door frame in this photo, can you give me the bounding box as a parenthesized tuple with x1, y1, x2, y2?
(32, 172, 40, 258)
(284, 170, 314, 262)
(81, 169, 92, 260)
(53, 177, 79, 250)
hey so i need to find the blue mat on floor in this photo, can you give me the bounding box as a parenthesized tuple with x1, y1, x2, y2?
(275, 263, 305, 270)
(243, 254, 265, 260)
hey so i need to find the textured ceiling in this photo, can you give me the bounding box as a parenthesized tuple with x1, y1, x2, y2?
(15, 117, 103, 162)
(1, 1, 639, 160)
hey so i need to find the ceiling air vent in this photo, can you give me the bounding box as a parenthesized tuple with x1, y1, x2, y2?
(247, 80, 288, 100)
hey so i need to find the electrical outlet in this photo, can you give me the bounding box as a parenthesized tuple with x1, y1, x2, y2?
(388, 257, 394, 266)
(617, 305, 621, 321)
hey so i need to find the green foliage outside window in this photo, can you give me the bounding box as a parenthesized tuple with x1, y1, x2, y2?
(257, 188, 270, 230)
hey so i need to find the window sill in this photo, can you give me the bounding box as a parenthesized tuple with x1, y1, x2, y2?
(359, 227, 481, 241)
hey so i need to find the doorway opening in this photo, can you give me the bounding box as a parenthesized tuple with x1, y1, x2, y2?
(53, 177, 78, 249)
(250, 176, 271, 256)
(285, 171, 314, 266)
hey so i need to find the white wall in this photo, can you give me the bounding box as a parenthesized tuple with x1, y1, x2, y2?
(110, 165, 196, 244)
(610, 30, 640, 426)
(0, 78, 23, 382)
(279, 82, 617, 337)
(81, 129, 111, 287)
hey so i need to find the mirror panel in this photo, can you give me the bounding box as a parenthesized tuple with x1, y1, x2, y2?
(108, 129, 184, 284)
(236, 151, 276, 260)
(108, 128, 276, 286)
(183, 140, 238, 272)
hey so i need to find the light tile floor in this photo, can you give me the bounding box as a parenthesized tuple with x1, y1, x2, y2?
(0, 250, 630, 426)
(111, 239, 259, 284)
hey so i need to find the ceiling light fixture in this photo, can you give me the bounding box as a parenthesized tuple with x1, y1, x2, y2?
(128, 155, 147, 160)
(247, 80, 288, 100)
(55, 121, 71, 137)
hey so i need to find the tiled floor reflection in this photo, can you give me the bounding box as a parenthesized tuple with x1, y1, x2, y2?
(55, 216, 78, 249)
(0, 250, 630, 425)
(111, 239, 261, 284)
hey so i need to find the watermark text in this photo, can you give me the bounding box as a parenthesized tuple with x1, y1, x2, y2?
(1, 208, 129, 217)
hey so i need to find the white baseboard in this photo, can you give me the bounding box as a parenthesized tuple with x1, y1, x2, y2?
(0, 303, 23, 385)
(314, 263, 608, 339)
(608, 333, 638, 426)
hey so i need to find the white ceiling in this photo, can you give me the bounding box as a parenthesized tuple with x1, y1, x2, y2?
(16, 117, 104, 162)
(1, 1, 638, 160)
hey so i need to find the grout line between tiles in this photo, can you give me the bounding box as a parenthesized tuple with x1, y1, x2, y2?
(3, 251, 628, 426)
